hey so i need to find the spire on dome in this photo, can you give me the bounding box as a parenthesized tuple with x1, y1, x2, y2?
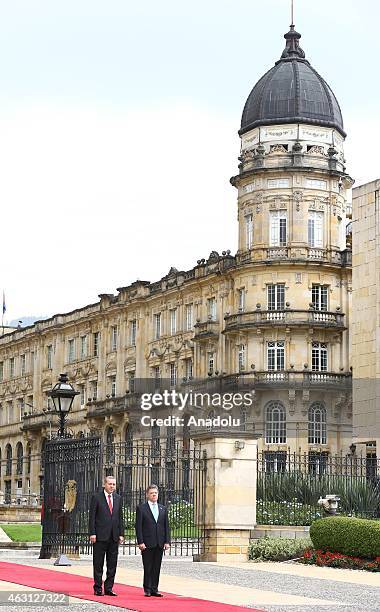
(280, 24, 306, 60)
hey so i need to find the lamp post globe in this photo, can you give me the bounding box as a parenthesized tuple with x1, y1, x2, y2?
(47, 373, 79, 437)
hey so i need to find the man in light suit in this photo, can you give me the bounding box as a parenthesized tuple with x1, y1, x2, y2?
(89, 475, 124, 596)
(135, 484, 171, 597)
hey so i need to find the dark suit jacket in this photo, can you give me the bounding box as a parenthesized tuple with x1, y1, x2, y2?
(135, 502, 171, 549)
(89, 491, 124, 542)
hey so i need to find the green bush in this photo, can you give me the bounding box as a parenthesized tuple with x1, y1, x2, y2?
(257, 499, 322, 526)
(123, 507, 136, 531)
(167, 500, 194, 530)
(257, 472, 380, 518)
(248, 537, 312, 562)
(310, 516, 380, 559)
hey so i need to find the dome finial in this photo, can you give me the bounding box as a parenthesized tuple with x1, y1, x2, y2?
(280, 20, 306, 60)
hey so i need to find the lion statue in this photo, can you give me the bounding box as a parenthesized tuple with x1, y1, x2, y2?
(64, 480, 77, 513)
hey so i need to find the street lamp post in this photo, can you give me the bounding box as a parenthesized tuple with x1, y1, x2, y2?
(47, 373, 79, 437)
(46, 373, 79, 566)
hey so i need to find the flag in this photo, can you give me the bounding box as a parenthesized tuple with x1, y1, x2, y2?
(2, 291, 5, 315)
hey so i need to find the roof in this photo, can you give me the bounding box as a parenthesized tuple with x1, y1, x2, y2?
(239, 25, 345, 137)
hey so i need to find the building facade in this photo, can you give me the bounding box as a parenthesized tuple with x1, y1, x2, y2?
(352, 179, 380, 456)
(0, 24, 353, 500)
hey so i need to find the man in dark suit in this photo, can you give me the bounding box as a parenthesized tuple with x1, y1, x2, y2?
(89, 475, 124, 596)
(135, 484, 170, 597)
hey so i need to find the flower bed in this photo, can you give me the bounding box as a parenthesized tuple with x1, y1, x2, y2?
(256, 499, 322, 525)
(300, 549, 380, 572)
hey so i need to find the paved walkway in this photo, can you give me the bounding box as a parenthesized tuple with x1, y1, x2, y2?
(0, 553, 378, 611)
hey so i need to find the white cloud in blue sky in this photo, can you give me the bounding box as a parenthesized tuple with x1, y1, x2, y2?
(0, 0, 378, 321)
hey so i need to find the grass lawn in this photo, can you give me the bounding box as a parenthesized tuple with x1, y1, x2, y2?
(1, 523, 42, 542)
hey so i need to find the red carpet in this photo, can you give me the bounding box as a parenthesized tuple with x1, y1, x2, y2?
(0, 561, 263, 611)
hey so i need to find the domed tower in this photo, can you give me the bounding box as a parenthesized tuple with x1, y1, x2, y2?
(227, 24, 353, 455)
(232, 24, 352, 259)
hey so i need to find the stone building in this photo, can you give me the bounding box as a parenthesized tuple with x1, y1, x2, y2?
(352, 179, 380, 457)
(0, 24, 353, 500)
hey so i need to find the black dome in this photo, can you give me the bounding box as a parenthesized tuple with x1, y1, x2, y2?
(240, 26, 345, 137)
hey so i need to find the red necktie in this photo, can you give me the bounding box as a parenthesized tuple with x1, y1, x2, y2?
(108, 494, 113, 513)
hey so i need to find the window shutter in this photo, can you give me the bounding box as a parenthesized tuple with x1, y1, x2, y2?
(270, 213, 279, 246)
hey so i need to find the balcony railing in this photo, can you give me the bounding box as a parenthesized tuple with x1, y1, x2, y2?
(224, 309, 345, 333)
(21, 411, 58, 432)
(193, 319, 219, 341)
(86, 392, 141, 418)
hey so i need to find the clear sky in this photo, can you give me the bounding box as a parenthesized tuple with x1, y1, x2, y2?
(1, 0, 379, 323)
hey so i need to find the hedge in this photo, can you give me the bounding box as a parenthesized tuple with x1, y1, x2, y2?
(310, 516, 380, 559)
(248, 537, 312, 562)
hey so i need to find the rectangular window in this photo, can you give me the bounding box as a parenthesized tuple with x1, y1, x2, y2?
(0, 361, 4, 382)
(93, 332, 100, 357)
(312, 342, 328, 372)
(238, 288, 245, 312)
(267, 284, 285, 310)
(91, 381, 98, 401)
(152, 366, 161, 390)
(154, 313, 161, 339)
(267, 341, 285, 370)
(270, 211, 287, 247)
(245, 214, 253, 249)
(111, 326, 117, 351)
(47, 345, 53, 370)
(20, 355, 26, 376)
(68, 339, 75, 363)
(308, 211, 324, 247)
(305, 179, 327, 190)
(169, 363, 177, 387)
(312, 284, 328, 311)
(110, 375, 116, 397)
(169, 309, 177, 335)
(128, 372, 135, 393)
(207, 297, 217, 321)
(10, 357, 15, 378)
(80, 335, 87, 359)
(79, 384, 86, 407)
(207, 352, 215, 374)
(184, 358, 193, 380)
(185, 304, 193, 331)
(18, 398, 24, 422)
(267, 178, 290, 188)
(130, 319, 137, 346)
(238, 344, 246, 371)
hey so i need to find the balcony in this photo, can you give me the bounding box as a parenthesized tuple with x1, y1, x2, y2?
(193, 319, 219, 342)
(224, 309, 345, 334)
(21, 411, 58, 433)
(181, 371, 351, 393)
(86, 393, 141, 418)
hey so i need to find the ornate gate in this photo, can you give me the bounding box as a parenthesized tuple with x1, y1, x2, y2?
(40, 436, 206, 557)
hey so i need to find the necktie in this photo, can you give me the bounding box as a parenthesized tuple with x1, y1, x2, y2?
(108, 494, 113, 513)
(151, 503, 158, 522)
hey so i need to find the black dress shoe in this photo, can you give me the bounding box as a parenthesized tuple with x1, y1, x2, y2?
(151, 592, 163, 597)
(144, 591, 151, 597)
(104, 590, 117, 596)
(93, 590, 103, 596)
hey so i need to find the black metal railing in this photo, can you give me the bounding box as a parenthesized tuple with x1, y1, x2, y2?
(40, 437, 206, 558)
(257, 451, 380, 526)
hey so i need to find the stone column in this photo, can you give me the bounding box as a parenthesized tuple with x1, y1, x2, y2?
(191, 431, 260, 563)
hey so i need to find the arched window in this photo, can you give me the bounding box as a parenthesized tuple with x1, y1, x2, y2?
(5, 444, 12, 476)
(308, 403, 327, 444)
(16, 442, 23, 475)
(105, 426, 115, 466)
(125, 424, 133, 461)
(206, 409, 215, 432)
(265, 401, 286, 444)
(26, 443, 31, 475)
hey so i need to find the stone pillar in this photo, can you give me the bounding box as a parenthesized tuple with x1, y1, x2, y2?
(192, 431, 260, 563)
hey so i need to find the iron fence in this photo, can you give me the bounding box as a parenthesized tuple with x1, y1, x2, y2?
(40, 437, 206, 558)
(257, 451, 380, 525)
